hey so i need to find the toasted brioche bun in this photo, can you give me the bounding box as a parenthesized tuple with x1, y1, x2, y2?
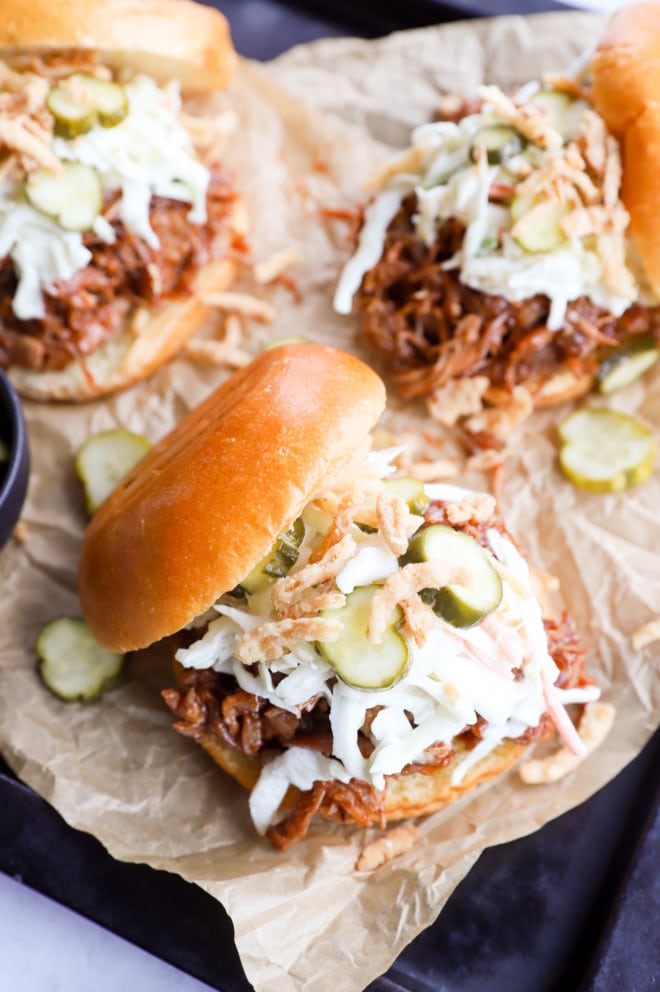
(0, 0, 235, 91)
(592, 2, 660, 297)
(78, 343, 386, 651)
(196, 729, 527, 825)
(9, 200, 246, 402)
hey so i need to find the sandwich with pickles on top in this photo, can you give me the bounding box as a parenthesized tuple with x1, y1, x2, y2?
(333, 2, 660, 423)
(77, 343, 600, 849)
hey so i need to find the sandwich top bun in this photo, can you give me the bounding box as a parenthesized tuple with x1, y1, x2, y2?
(78, 344, 387, 652)
(592, 1, 660, 297)
(0, 0, 235, 91)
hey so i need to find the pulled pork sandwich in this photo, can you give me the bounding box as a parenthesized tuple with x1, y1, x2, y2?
(78, 343, 601, 849)
(0, 0, 244, 400)
(333, 9, 660, 432)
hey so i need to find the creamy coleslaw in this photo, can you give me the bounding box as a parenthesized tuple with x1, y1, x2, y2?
(333, 85, 639, 327)
(0, 74, 209, 320)
(175, 467, 599, 835)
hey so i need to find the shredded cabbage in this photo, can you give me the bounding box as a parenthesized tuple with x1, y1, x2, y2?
(177, 479, 597, 830)
(333, 90, 639, 326)
(249, 748, 351, 835)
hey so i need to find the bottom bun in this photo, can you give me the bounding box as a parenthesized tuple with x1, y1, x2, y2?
(197, 731, 526, 826)
(382, 738, 526, 819)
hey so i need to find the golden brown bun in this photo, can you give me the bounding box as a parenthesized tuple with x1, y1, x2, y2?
(198, 732, 527, 826)
(8, 242, 241, 402)
(0, 0, 235, 92)
(592, 2, 660, 296)
(78, 343, 386, 651)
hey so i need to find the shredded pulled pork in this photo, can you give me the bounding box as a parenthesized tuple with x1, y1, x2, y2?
(163, 500, 588, 848)
(267, 778, 386, 852)
(163, 605, 585, 848)
(354, 195, 660, 405)
(0, 168, 239, 372)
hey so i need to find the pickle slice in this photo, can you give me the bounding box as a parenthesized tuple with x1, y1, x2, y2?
(383, 477, 430, 516)
(75, 429, 152, 515)
(510, 194, 570, 254)
(402, 524, 502, 628)
(238, 518, 305, 594)
(529, 89, 586, 142)
(47, 73, 129, 137)
(37, 617, 125, 702)
(25, 162, 103, 231)
(558, 409, 657, 492)
(597, 337, 660, 395)
(471, 125, 523, 165)
(319, 584, 408, 689)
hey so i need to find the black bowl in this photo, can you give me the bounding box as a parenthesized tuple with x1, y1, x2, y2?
(0, 369, 29, 549)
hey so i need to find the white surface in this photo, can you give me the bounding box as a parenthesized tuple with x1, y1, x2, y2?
(554, 0, 632, 8)
(0, 871, 217, 992)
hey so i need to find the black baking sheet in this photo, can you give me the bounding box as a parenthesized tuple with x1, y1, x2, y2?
(3, 3, 658, 990)
(216, 0, 578, 60)
(2, 733, 658, 992)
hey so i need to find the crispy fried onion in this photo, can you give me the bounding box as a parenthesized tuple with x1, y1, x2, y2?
(631, 618, 660, 652)
(519, 701, 615, 783)
(399, 593, 436, 648)
(184, 314, 251, 369)
(272, 534, 357, 611)
(0, 59, 66, 173)
(368, 561, 471, 644)
(313, 486, 421, 559)
(464, 385, 534, 442)
(376, 491, 422, 556)
(426, 375, 490, 427)
(234, 616, 342, 665)
(355, 823, 419, 872)
(279, 582, 346, 619)
(444, 493, 496, 526)
(479, 85, 563, 150)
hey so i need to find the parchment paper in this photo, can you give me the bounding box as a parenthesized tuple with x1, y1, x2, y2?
(1, 13, 658, 992)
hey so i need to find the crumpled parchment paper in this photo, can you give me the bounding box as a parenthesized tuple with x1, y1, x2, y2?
(0, 12, 658, 992)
